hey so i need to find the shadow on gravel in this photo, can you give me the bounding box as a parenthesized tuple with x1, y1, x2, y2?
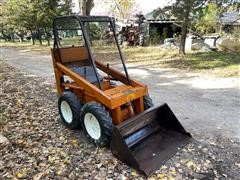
(127, 65, 240, 140)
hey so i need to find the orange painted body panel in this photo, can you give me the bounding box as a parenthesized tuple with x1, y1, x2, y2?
(51, 47, 148, 124)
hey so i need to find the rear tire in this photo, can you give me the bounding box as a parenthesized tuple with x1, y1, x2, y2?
(139, 33, 144, 46)
(58, 91, 82, 129)
(80, 102, 112, 147)
(117, 34, 123, 45)
(143, 95, 154, 110)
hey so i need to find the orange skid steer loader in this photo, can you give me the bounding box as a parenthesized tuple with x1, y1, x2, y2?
(51, 15, 191, 177)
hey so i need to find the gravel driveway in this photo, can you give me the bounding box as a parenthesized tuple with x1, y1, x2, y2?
(1, 47, 239, 141)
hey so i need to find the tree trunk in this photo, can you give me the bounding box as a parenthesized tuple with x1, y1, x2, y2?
(82, 0, 86, 15)
(179, 19, 188, 54)
(37, 28, 42, 45)
(20, 36, 23, 43)
(179, 0, 193, 54)
(46, 35, 50, 46)
(44, 27, 50, 46)
(1, 30, 8, 42)
(10, 33, 15, 42)
(81, 0, 94, 45)
(4, 36, 8, 42)
(82, 0, 94, 16)
(30, 29, 35, 45)
(16, 33, 24, 43)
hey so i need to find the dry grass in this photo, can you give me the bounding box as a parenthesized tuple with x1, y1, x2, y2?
(0, 41, 50, 53)
(124, 47, 179, 63)
(123, 47, 239, 77)
(1, 41, 239, 77)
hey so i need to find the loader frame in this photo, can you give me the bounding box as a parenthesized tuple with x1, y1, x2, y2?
(51, 16, 148, 124)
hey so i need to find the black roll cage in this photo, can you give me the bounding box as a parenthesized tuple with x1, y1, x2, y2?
(52, 15, 131, 90)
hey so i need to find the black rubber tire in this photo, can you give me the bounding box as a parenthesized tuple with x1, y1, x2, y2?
(139, 33, 144, 46)
(143, 95, 154, 110)
(58, 91, 82, 129)
(80, 102, 112, 147)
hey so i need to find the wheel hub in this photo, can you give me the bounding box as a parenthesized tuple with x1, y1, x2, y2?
(60, 100, 73, 123)
(84, 113, 101, 140)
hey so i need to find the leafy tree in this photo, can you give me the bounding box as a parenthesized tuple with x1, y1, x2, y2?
(111, 0, 137, 19)
(193, 1, 240, 35)
(34, 0, 72, 45)
(232, 26, 240, 38)
(0, 2, 14, 41)
(151, 8, 168, 20)
(171, 0, 208, 54)
(141, 0, 239, 53)
(2, 0, 36, 43)
(2, 0, 72, 45)
(194, 3, 220, 34)
(211, 0, 240, 12)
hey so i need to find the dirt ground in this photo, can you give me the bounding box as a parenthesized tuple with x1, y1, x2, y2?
(0, 47, 240, 179)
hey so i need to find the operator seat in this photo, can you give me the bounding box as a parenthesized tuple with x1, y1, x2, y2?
(68, 65, 103, 84)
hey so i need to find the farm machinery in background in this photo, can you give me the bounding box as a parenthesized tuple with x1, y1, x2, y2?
(115, 14, 147, 46)
(115, 13, 182, 46)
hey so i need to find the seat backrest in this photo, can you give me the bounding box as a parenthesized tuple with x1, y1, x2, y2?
(59, 47, 89, 63)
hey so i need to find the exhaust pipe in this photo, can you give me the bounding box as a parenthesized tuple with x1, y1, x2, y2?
(110, 103, 191, 177)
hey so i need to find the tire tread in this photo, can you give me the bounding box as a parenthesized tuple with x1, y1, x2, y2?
(81, 102, 112, 147)
(58, 91, 81, 129)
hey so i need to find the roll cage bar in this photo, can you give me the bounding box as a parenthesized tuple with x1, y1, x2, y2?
(52, 15, 131, 89)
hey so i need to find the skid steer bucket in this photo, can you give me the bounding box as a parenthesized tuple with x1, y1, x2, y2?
(110, 103, 192, 177)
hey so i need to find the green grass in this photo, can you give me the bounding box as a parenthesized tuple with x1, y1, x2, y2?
(164, 51, 240, 77)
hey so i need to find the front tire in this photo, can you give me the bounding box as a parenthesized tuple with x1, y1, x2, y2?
(80, 102, 112, 147)
(58, 91, 82, 129)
